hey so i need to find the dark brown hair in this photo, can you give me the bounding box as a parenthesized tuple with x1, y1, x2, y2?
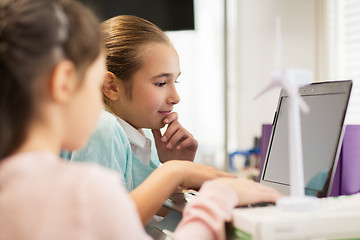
(101, 15, 170, 107)
(0, 0, 102, 159)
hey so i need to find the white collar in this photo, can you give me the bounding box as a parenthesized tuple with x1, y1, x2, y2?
(116, 117, 147, 148)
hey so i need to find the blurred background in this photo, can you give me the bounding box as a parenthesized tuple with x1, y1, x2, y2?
(79, 0, 360, 176)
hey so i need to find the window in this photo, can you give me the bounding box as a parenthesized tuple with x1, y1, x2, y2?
(328, 0, 360, 124)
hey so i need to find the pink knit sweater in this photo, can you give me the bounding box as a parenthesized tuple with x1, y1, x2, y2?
(0, 152, 237, 240)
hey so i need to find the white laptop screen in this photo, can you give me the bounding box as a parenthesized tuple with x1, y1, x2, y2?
(260, 81, 352, 197)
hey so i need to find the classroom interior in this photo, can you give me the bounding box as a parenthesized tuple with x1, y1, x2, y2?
(82, 0, 360, 176)
(82, 2, 360, 238)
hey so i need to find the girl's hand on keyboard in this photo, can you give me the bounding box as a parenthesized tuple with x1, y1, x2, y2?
(215, 177, 282, 206)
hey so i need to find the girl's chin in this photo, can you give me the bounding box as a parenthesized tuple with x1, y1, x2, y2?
(154, 121, 166, 129)
(154, 123, 166, 130)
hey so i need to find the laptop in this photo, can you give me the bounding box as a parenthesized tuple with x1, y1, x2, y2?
(260, 80, 353, 197)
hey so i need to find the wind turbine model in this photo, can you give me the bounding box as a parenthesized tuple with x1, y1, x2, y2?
(255, 16, 319, 211)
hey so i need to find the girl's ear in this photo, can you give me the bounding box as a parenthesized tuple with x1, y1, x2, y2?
(50, 60, 77, 103)
(103, 71, 121, 101)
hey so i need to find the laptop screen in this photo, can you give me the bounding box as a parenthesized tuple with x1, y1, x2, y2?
(260, 80, 352, 197)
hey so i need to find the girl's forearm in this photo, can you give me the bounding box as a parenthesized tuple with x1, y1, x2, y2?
(129, 161, 184, 225)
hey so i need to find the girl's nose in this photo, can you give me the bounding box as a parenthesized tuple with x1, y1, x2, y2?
(167, 87, 180, 105)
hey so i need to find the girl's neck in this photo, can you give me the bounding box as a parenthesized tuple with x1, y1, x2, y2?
(15, 118, 61, 156)
(16, 134, 60, 156)
(113, 110, 145, 135)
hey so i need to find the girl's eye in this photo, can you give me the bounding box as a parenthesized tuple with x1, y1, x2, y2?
(155, 82, 166, 87)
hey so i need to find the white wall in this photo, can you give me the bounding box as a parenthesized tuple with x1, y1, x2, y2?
(230, 0, 318, 150)
(166, 0, 226, 169)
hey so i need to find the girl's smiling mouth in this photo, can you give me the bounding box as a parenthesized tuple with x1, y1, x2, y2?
(158, 111, 172, 116)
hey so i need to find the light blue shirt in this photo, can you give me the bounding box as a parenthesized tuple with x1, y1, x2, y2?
(62, 110, 161, 191)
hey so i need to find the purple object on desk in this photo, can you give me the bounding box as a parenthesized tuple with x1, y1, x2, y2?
(259, 124, 360, 196)
(339, 125, 360, 195)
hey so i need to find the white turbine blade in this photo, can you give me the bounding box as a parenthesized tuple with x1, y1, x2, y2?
(253, 81, 280, 100)
(286, 69, 313, 87)
(282, 81, 310, 114)
(282, 69, 312, 113)
(295, 92, 310, 114)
